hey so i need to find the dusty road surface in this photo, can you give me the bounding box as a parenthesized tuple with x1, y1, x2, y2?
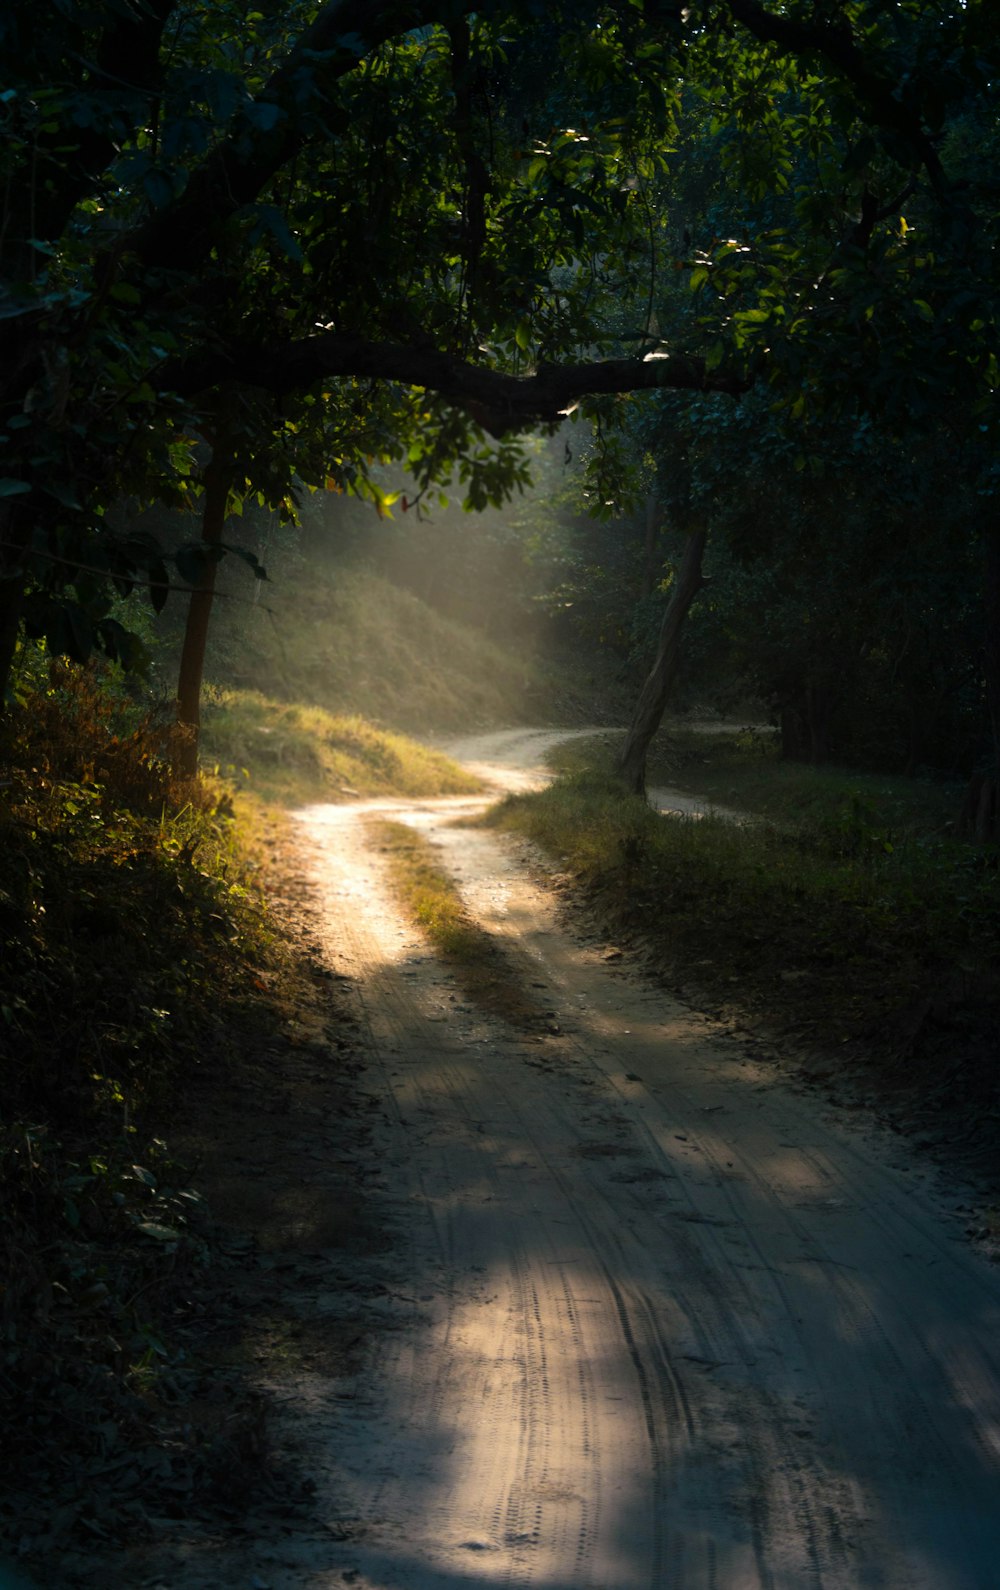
(87, 728, 1000, 1588)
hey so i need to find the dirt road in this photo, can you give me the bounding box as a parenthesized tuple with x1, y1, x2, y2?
(270, 727, 1000, 1589)
(100, 729, 1000, 1588)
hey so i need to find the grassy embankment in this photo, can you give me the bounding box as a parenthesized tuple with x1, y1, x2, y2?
(492, 726, 1000, 1150)
(0, 653, 481, 1554)
(177, 555, 612, 805)
(200, 692, 482, 807)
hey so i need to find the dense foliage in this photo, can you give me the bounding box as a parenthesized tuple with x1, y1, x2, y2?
(1, 2, 996, 697)
(0, 659, 275, 1536)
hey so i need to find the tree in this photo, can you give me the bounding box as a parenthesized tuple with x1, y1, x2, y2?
(1, 1, 997, 791)
(616, 524, 709, 794)
(0, 0, 742, 708)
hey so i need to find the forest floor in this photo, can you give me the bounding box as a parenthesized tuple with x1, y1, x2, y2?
(48, 728, 1000, 1590)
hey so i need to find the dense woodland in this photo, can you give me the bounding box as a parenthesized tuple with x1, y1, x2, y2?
(2, 0, 999, 1567)
(1, 0, 998, 798)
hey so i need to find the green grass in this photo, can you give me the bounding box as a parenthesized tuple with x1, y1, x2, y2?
(489, 750, 1000, 1056)
(647, 723, 965, 836)
(368, 818, 543, 1028)
(201, 687, 484, 805)
(548, 723, 964, 838)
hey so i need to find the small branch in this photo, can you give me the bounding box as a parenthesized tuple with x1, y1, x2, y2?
(446, 14, 490, 299)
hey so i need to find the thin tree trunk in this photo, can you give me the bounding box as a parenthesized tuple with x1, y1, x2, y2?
(0, 502, 30, 707)
(174, 445, 233, 778)
(641, 494, 665, 599)
(616, 526, 708, 797)
(961, 518, 1000, 840)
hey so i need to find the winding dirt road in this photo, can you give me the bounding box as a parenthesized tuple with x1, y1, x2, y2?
(98, 728, 1000, 1589)
(260, 727, 1000, 1590)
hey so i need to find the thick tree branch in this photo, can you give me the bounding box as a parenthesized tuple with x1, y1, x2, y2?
(158, 335, 749, 435)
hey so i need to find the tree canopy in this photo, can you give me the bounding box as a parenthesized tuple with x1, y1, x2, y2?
(0, 0, 997, 683)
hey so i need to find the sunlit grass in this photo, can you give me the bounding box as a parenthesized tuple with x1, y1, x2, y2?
(201, 687, 483, 805)
(369, 818, 542, 1028)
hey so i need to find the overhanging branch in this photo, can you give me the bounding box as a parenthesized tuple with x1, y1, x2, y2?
(158, 334, 750, 435)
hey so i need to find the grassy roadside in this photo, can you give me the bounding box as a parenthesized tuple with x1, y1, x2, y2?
(490, 732, 1000, 1169)
(368, 818, 543, 1029)
(0, 661, 479, 1561)
(549, 722, 966, 833)
(201, 687, 483, 806)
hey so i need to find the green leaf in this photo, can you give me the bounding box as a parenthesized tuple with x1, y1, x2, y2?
(135, 1221, 179, 1242)
(143, 170, 174, 209)
(0, 478, 31, 497)
(148, 560, 170, 614)
(175, 544, 209, 585)
(245, 100, 282, 132)
(41, 480, 82, 510)
(249, 203, 303, 263)
(222, 542, 269, 581)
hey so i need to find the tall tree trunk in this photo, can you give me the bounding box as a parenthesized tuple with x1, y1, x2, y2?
(0, 502, 30, 708)
(641, 494, 665, 599)
(961, 518, 1000, 840)
(616, 525, 708, 797)
(174, 445, 233, 778)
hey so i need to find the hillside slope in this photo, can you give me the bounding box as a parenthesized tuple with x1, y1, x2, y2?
(173, 556, 616, 734)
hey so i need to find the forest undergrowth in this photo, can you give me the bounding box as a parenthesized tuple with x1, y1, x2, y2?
(0, 660, 297, 1554)
(0, 655, 476, 1563)
(492, 727, 1000, 1186)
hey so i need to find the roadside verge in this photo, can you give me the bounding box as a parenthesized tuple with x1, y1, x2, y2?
(487, 748, 1000, 1207)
